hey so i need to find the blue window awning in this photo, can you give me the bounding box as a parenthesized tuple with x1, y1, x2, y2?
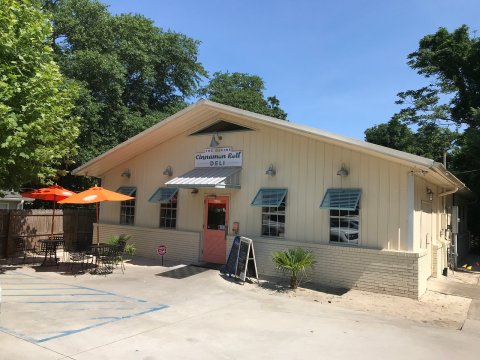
(251, 188, 288, 207)
(320, 188, 361, 211)
(116, 186, 137, 196)
(148, 187, 178, 203)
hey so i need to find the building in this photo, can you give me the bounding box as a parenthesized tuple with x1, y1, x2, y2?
(72, 100, 472, 298)
(0, 191, 33, 209)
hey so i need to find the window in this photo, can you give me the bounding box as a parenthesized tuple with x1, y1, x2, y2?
(148, 187, 178, 229)
(320, 188, 361, 245)
(118, 187, 137, 225)
(251, 188, 287, 238)
(160, 194, 177, 229)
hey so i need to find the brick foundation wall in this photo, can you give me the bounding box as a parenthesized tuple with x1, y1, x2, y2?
(228, 236, 428, 299)
(94, 224, 201, 264)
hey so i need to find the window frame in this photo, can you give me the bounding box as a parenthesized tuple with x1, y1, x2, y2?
(251, 188, 288, 239)
(159, 193, 178, 229)
(320, 188, 361, 246)
(329, 207, 360, 245)
(120, 190, 136, 226)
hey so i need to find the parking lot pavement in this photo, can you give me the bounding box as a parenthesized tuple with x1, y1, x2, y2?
(1, 262, 480, 359)
(0, 271, 167, 344)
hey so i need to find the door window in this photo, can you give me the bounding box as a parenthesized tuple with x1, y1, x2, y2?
(207, 203, 226, 230)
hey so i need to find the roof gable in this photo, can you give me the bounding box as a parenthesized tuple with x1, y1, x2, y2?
(189, 120, 253, 135)
(72, 100, 468, 192)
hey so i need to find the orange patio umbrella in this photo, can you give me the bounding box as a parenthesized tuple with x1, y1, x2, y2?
(58, 186, 135, 244)
(21, 184, 75, 239)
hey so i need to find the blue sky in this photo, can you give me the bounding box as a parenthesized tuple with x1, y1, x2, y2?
(102, 0, 478, 140)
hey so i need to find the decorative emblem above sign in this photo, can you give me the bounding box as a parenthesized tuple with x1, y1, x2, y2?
(195, 147, 243, 168)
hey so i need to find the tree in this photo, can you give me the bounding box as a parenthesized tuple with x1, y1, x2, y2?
(365, 120, 458, 162)
(364, 119, 417, 154)
(382, 25, 480, 234)
(393, 25, 480, 129)
(199, 71, 288, 120)
(0, 0, 79, 191)
(43, 0, 207, 166)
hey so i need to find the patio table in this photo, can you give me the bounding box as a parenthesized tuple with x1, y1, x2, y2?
(38, 238, 65, 266)
(89, 243, 116, 268)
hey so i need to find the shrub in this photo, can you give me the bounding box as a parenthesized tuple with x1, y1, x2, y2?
(272, 248, 315, 289)
(108, 234, 136, 256)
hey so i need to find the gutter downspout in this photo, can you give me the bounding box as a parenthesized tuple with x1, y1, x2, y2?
(438, 188, 459, 197)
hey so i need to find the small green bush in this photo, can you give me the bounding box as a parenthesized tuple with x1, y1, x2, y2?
(108, 234, 136, 256)
(272, 248, 315, 289)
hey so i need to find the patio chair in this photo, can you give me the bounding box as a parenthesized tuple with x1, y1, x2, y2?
(10, 238, 26, 264)
(68, 249, 86, 274)
(10, 238, 36, 265)
(116, 240, 127, 274)
(95, 245, 117, 275)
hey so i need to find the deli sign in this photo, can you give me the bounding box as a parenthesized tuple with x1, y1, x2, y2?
(195, 147, 243, 168)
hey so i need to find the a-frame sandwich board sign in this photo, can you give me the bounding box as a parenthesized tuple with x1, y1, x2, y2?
(234, 237, 258, 284)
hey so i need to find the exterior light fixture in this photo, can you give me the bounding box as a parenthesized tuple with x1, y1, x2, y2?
(209, 134, 221, 148)
(336, 164, 349, 177)
(163, 166, 173, 177)
(265, 164, 276, 176)
(191, 188, 199, 194)
(121, 169, 131, 178)
(426, 187, 434, 201)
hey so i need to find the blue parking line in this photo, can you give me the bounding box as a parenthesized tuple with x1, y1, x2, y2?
(23, 300, 122, 304)
(2, 288, 78, 291)
(4, 293, 113, 297)
(0, 271, 169, 343)
(36, 305, 168, 343)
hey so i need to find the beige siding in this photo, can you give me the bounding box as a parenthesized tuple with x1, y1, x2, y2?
(100, 116, 412, 252)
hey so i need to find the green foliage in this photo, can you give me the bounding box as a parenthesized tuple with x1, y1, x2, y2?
(393, 25, 480, 129)
(0, 0, 79, 190)
(450, 128, 480, 234)
(44, 0, 206, 166)
(364, 119, 417, 153)
(272, 248, 315, 289)
(199, 71, 288, 120)
(107, 234, 136, 256)
(365, 120, 458, 162)
(380, 24, 480, 235)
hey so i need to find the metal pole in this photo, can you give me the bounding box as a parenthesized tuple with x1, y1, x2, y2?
(453, 233, 458, 269)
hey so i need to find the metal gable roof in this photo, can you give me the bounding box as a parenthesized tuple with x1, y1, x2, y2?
(72, 100, 469, 194)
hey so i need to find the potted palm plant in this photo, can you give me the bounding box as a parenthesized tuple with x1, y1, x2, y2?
(272, 248, 315, 289)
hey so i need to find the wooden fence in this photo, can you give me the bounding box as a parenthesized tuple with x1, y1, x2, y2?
(0, 209, 96, 257)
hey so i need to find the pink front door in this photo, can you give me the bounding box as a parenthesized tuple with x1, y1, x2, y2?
(203, 196, 228, 264)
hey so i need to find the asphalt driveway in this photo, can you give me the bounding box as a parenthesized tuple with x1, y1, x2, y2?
(1, 259, 479, 359)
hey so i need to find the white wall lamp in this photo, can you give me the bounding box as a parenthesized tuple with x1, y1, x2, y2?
(426, 187, 434, 201)
(265, 164, 276, 176)
(209, 133, 222, 148)
(336, 164, 349, 177)
(163, 166, 173, 177)
(121, 169, 131, 178)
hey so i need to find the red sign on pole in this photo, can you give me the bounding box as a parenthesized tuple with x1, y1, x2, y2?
(157, 245, 167, 256)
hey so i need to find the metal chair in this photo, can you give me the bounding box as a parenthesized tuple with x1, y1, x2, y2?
(10, 237, 36, 264)
(10, 238, 27, 264)
(68, 249, 87, 274)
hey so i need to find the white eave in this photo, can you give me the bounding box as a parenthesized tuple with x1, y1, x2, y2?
(72, 99, 471, 195)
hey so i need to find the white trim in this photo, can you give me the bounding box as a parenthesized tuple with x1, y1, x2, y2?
(71, 100, 470, 194)
(407, 172, 415, 252)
